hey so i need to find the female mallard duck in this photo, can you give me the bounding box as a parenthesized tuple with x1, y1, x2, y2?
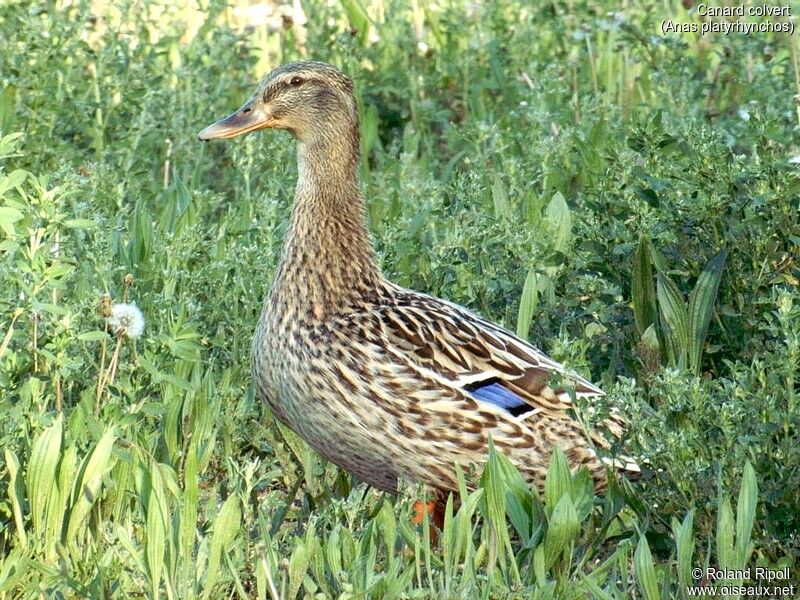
(199, 61, 638, 513)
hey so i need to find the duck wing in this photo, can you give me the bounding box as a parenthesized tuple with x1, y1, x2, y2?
(372, 288, 601, 421)
(327, 287, 639, 481)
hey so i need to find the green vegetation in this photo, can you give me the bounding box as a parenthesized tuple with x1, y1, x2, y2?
(1, 0, 799, 596)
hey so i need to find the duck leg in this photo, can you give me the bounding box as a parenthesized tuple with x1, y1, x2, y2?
(411, 489, 449, 543)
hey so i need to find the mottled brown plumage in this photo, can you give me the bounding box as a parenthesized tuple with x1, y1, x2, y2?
(198, 61, 638, 497)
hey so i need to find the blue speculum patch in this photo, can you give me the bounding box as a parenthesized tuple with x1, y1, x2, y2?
(469, 381, 530, 416)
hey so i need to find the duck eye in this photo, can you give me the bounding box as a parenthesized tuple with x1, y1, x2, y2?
(290, 76, 304, 87)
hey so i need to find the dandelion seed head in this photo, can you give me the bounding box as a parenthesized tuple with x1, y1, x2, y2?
(109, 303, 145, 339)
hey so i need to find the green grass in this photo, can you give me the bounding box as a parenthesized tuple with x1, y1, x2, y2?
(1, 0, 799, 597)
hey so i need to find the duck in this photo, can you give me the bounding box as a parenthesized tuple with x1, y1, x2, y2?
(198, 61, 638, 522)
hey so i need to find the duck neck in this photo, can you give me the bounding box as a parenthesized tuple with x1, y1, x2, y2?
(271, 127, 382, 318)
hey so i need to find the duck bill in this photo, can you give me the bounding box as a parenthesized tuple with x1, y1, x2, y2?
(198, 101, 272, 141)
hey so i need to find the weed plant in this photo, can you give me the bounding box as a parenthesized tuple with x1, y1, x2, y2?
(0, 0, 798, 597)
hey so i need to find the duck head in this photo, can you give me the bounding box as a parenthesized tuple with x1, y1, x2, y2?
(198, 61, 358, 145)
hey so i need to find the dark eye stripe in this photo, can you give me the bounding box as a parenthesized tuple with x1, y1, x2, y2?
(263, 76, 313, 102)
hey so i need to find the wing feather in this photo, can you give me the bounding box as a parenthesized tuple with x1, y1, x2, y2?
(333, 286, 640, 479)
(374, 288, 602, 420)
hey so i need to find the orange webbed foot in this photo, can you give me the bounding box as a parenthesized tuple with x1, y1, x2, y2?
(411, 496, 446, 544)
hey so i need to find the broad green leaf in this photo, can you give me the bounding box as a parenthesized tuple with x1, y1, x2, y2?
(360, 103, 379, 164)
(377, 499, 397, 562)
(0, 132, 24, 160)
(204, 494, 241, 598)
(481, 441, 507, 534)
(649, 243, 670, 275)
(532, 545, 546, 586)
(47, 445, 76, 560)
(159, 173, 196, 235)
(66, 427, 117, 544)
(656, 273, 689, 369)
(716, 497, 735, 572)
(301, 443, 322, 494)
(569, 468, 594, 522)
(734, 462, 757, 564)
(0, 84, 16, 133)
(27, 414, 63, 533)
(77, 331, 109, 342)
(64, 218, 97, 229)
(287, 540, 310, 600)
(672, 510, 695, 588)
(631, 235, 658, 336)
(492, 174, 512, 221)
(276, 420, 307, 464)
(505, 485, 531, 543)
(0, 206, 23, 236)
(181, 437, 199, 596)
(0, 169, 26, 198)
(687, 250, 727, 375)
(480, 442, 524, 584)
(634, 535, 659, 600)
(163, 395, 182, 466)
(517, 268, 540, 339)
(450, 488, 482, 567)
(340, 527, 356, 570)
(4, 449, 26, 548)
(544, 448, 571, 512)
(130, 199, 152, 266)
(43, 264, 74, 281)
(146, 463, 169, 598)
(256, 545, 280, 600)
(326, 526, 343, 574)
(543, 494, 579, 569)
(545, 191, 572, 253)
